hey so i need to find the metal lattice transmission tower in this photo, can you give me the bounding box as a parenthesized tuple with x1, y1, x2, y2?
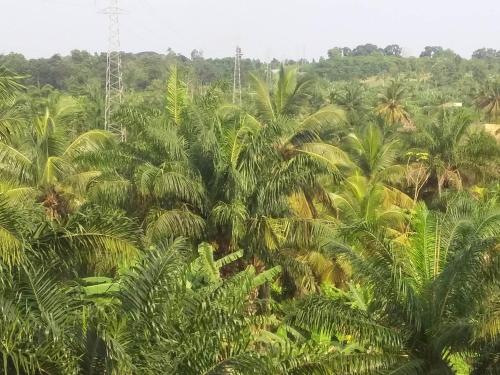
(266, 63, 272, 88)
(232, 46, 243, 105)
(102, 0, 125, 141)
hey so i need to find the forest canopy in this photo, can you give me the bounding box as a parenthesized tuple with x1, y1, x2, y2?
(0, 43, 499, 374)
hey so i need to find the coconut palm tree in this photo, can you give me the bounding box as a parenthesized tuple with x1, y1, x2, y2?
(376, 80, 413, 129)
(345, 123, 405, 185)
(327, 174, 413, 238)
(324, 124, 412, 237)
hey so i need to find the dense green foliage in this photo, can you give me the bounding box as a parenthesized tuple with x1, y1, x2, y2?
(0, 45, 499, 374)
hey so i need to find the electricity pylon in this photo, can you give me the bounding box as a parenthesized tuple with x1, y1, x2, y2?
(266, 62, 272, 88)
(232, 46, 242, 105)
(102, 0, 125, 141)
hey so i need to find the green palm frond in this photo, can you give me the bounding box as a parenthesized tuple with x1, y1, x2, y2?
(0, 141, 33, 185)
(63, 130, 115, 161)
(136, 163, 206, 211)
(0, 67, 24, 102)
(120, 237, 187, 315)
(250, 73, 275, 122)
(0, 196, 25, 267)
(0, 105, 24, 142)
(210, 200, 249, 243)
(65, 170, 102, 197)
(146, 208, 206, 242)
(37, 208, 141, 274)
(289, 294, 403, 349)
(166, 65, 187, 126)
(298, 143, 352, 170)
(40, 156, 72, 186)
(347, 124, 400, 182)
(87, 175, 132, 207)
(275, 66, 311, 116)
(300, 105, 346, 133)
(0, 264, 81, 374)
(20, 265, 80, 338)
(0, 186, 37, 205)
(145, 120, 188, 161)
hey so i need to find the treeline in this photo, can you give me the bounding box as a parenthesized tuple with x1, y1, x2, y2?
(1, 44, 499, 92)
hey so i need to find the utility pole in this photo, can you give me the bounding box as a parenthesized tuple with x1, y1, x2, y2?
(232, 46, 242, 105)
(102, 0, 125, 141)
(266, 62, 272, 88)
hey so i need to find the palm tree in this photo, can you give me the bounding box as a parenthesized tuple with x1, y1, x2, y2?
(330, 81, 368, 127)
(376, 80, 413, 129)
(327, 174, 413, 238)
(476, 80, 500, 123)
(112, 66, 209, 243)
(74, 240, 284, 374)
(0, 263, 81, 374)
(346, 123, 405, 185)
(290, 198, 500, 374)
(324, 124, 412, 238)
(198, 68, 349, 293)
(408, 108, 496, 197)
(0, 104, 114, 219)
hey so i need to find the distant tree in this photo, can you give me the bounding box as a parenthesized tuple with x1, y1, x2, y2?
(327, 47, 343, 59)
(190, 49, 204, 61)
(352, 44, 381, 56)
(70, 50, 93, 64)
(383, 44, 402, 57)
(472, 48, 499, 59)
(420, 46, 444, 58)
(342, 47, 352, 56)
(0, 53, 29, 74)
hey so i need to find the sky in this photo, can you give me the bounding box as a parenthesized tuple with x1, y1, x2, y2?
(1, 0, 499, 60)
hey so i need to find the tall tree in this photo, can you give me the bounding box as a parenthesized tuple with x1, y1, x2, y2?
(376, 80, 413, 129)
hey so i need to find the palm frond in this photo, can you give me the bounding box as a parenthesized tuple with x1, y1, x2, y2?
(63, 130, 115, 161)
(166, 65, 187, 126)
(146, 208, 206, 243)
(0, 196, 25, 267)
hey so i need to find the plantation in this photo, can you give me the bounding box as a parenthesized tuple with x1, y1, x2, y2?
(0, 47, 499, 374)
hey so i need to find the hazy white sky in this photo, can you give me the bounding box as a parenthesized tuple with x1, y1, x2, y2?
(1, 0, 499, 59)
